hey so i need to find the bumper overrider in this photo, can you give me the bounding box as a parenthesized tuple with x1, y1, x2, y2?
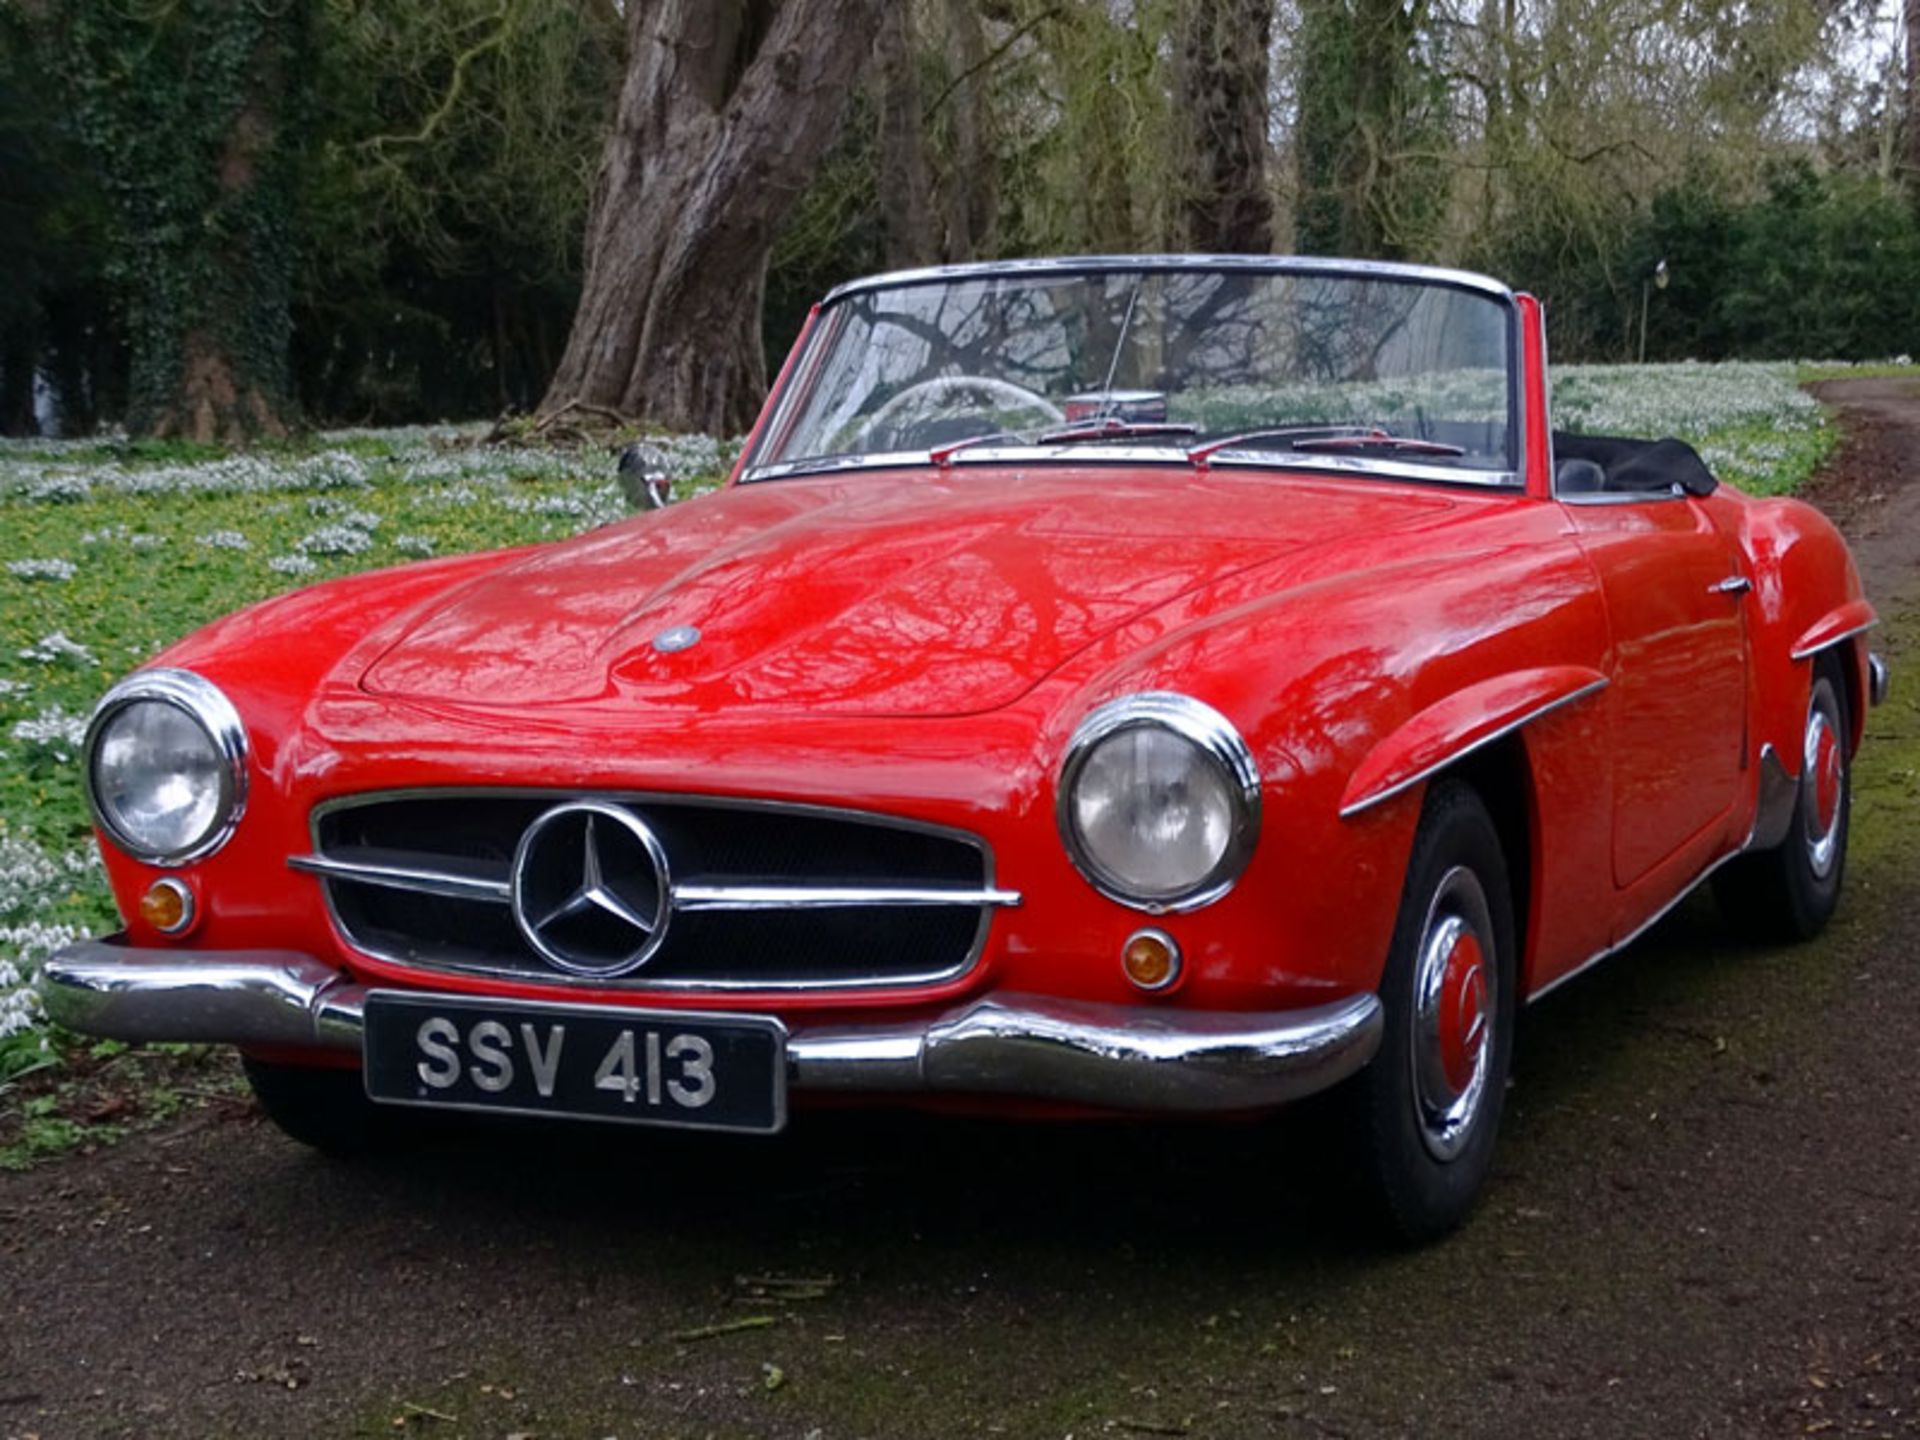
(37, 939, 1383, 1116)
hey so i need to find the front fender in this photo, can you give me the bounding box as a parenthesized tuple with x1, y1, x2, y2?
(1730, 495, 1871, 757)
(1338, 665, 1610, 818)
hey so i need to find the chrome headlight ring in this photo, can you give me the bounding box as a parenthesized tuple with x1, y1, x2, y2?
(83, 668, 249, 867)
(1056, 691, 1262, 912)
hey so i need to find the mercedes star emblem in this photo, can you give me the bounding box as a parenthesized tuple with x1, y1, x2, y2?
(510, 801, 672, 976)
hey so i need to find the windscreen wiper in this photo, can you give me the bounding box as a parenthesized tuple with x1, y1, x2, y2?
(1186, 425, 1375, 467)
(928, 432, 1023, 466)
(1035, 418, 1200, 445)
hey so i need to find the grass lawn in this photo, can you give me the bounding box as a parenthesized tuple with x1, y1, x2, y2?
(0, 360, 1836, 1092)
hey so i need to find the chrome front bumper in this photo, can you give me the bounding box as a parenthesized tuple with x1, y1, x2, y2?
(37, 940, 1382, 1115)
(1869, 651, 1890, 707)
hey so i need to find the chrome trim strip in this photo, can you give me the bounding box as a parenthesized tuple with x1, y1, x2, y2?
(1557, 485, 1686, 506)
(1527, 848, 1740, 1005)
(288, 853, 512, 903)
(673, 883, 1021, 911)
(287, 856, 1021, 915)
(301, 787, 1010, 994)
(1338, 678, 1611, 820)
(38, 939, 1384, 1114)
(1790, 618, 1878, 663)
(822, 254, 1517, 305)
(1869, 652, 1890, 707)
(1056, 692, 1262, 913)
(83, 668, 249, 868)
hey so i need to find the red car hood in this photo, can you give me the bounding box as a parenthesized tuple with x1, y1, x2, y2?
(360, 467, 1457, 718)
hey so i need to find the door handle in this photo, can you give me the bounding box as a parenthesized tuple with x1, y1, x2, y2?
(1709, 575, 1751, 596)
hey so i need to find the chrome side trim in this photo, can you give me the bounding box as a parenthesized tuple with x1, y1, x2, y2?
(1869, 652, 1890, 707)
(1790, 619, 1877, 662)
(673, 883, 1022, 911)
(1339, 678, 1610, 820)
(288, 853, 512, 903)
(37, 938, 1384, 1114)
(1056, 692, 1262, 913)
(1526, 848, 1742, 1005)
(1557, 485, 1686, 506)
(82, 668, 249, 868)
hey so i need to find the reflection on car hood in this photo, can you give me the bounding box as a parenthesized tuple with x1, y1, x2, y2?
(360, 468, 1459, 717)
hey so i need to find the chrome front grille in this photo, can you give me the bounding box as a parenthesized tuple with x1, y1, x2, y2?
(293, 791, 1016, 990)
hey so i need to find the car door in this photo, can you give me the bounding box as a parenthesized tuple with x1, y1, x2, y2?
(1563, 492, 1749, 890)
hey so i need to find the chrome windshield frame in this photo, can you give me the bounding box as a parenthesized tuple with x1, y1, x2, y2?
(744, 446, 1521, 490)
(743, 255, 1526, 487)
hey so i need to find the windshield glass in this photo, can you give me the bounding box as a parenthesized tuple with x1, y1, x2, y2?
(749, 265, 1516, 480)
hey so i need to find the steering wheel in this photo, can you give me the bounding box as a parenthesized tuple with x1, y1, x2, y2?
(851, 374, 1064, 450)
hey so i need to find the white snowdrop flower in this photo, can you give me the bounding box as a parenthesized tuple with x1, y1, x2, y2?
(296, 525, 375, 556)
(392, 534, 436, 556)
(0, 679, 28, 698)
(128, 534, 166, 550)
(0, 831, 74, 917)
(10, 705, 88, 758)
(17, 632, 98, 667)
(269, 553, 320, 576)
(22, 474, 91, 503)
(195, 529, 251, 551)
(5, 558, 77, 582)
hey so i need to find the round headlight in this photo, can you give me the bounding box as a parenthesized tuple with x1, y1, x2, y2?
(84, 669, 248, 866)
(1057, 693, 1260, 911)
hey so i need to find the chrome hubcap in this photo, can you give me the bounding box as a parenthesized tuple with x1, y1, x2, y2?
(1411, 865, 1498, 1162)
(1802, 692, 1843, 879)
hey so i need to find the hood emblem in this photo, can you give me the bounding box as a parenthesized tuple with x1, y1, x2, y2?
(652, 624, 701, 654)
(510, 801, 672, 976)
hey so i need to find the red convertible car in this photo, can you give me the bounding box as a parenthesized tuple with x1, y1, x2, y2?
(40, 257, 1888, 1239)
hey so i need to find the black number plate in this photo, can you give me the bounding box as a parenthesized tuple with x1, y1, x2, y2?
(362, 991, 787, 1134)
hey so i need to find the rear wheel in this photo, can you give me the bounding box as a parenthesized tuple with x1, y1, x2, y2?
(1343, 779, 1517, 1243)
(1713, 656, 1850, 942)
(244, 1057, 398, 1157)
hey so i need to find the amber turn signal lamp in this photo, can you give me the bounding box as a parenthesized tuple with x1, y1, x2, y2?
(139, 877, 196, 935)
(1121, 928, 1181, 991)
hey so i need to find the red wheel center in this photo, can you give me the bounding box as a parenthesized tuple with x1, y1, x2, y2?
(1812, 724, 1842, 834)
(1437, 931, 1488, 1095)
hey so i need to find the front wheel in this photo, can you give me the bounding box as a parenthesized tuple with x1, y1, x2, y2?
(1343, 779, 1517, 1243)
(244, 1056, 399, 1157)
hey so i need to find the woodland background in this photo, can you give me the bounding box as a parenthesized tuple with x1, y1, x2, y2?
(2, 0, 1917, 443)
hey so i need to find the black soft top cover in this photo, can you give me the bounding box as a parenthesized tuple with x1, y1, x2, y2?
(1552, 432, 1718, 496)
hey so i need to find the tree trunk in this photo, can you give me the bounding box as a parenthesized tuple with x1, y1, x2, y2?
(0, 312, 35, 437)
(539, 0, 884, 436)
(877, 1, 936, 267)
(935, 0, 997, 260)
(1906, 0, 1919, 204)
(1294, 0, 1437, 259)
(1173, 0, 1275, 253)
(43, 0, 306, 443)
